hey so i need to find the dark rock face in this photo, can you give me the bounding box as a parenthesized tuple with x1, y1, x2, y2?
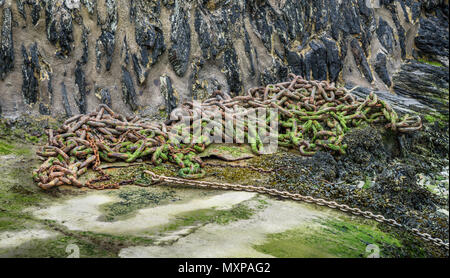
(121, 66, 138, 111)
(0, 0, 448, 120)
(45, 0, 74, 58)
(321, 36, 342, 82)
(21, 43, 40, 105)
(132, 0, 165, 84)
(385, 2, 407, 59)
(168, 1, 191, 77)
(350, 38, 373, 83)
(374, 53, 391, 87)
(261, 58, 288, 87)
(74, 61, 89, 114)
(17, 0, 45, 25)
(0, 7, 13, 80)
(377, 17, 395, 53)
(222, 47, 242, 96)
(159, 75, 177, 117)
(80, 25, 89, 65)
(95, 0, 118, 72)
(31, 0, 42, 26)
(415, 17, 449, 65)
(61, 81, 72, 117)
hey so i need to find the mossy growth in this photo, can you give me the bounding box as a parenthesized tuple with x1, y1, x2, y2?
(0, 139, 32, 156)
(25, 135, 40, 144)
(424, 112, 449, 128)
(1, 235, 117, 258)
(417, 58, 444, 67)
(215, 145, 250, 158)
(100, 187, 176, 221)
(75, 230, 155, 249)
(253, 217, 402, 258)
(159, 203, 255, 233)
(0, 141, 45, 233)
(362, 176, 372, 190)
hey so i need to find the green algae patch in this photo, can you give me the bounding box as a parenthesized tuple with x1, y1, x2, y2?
(160, 203, 255, 233)
(200, 143, 254, 161)
(0, 139, 31, 156)
(424, 112, 449, 128)
(100, 187, 176, 221)
(253, 217, 402, 258)
(203, 158, 272, 186)
(0, 140, 50, 233)
(0, 235, 116, 258)
(417, 58, 444, 67)
(2, 220, 156, 258)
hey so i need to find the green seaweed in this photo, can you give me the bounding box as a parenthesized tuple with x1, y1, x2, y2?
(417, 58, 444, 67)
(0, 140, 31, 156)
(253, 217, 402, 258)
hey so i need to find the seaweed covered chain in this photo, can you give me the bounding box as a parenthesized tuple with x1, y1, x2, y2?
(33, 74, 423, 190)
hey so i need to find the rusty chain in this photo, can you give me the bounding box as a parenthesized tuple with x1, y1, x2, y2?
(144, 170, 449, 251)
(34, 74, 423, 189)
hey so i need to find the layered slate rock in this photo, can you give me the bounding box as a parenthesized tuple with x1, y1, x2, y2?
(376, 17, 395, 54)
(61, 81, 72, 117)
(321, 36, 342, 82)
(80, 25, 89, 65)
(121, 66, 138, 111)
(74, 61, 89, 114)
(0, 7, 13, 80)
(21, 42, 53, 114)
(222, 47, 242, 96)
(17, 0, 43, 26)
(415, 17, 449, 66)
(193, 1, 245, 97)
(45, 0, 74, 57)
(21, 44, 40, 105)
(393, 61, 449, 115)
(168, 0, 191, 77)
(384, 1, 407, 59)
(350, 38, 373, 83)
(159, 75, 178, 117)
(95, 0, 118, 72)
(0, 0, 448, 119)
(374, 53, 391, 87)
(131, 0, 165, 84)
(81, 0, 95, 14)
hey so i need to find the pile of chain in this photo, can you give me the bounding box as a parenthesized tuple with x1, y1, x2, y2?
(33, 103, 206, 189)
(33, 74, 422, 190)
